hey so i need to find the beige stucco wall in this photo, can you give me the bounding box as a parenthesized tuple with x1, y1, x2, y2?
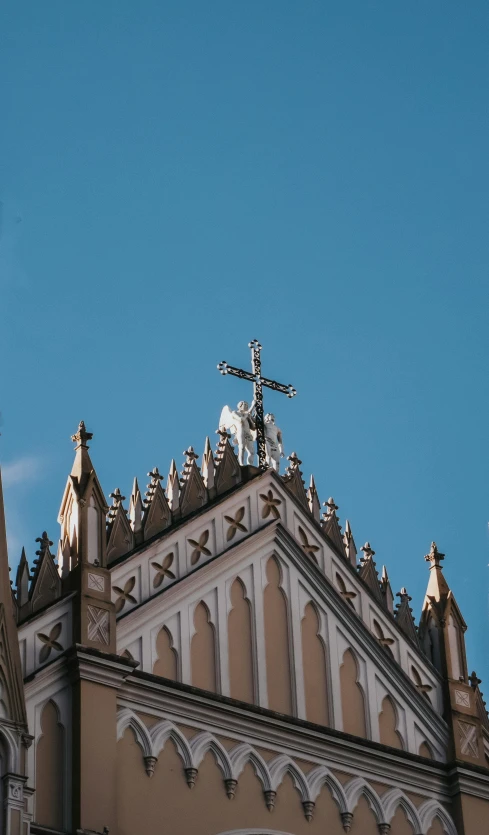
(116, 728, 382, 835)
(228, 578, 254, 703)
(456, 792, 489, 835)
(35, 700, 64, 829)
(191, 602, 217, 692)
(301, 602, 329, 726)
(340, 648, 366, 737)
(264, 557, 292, 714)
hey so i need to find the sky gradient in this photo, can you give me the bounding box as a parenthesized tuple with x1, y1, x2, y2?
(1, 2, 488, 685)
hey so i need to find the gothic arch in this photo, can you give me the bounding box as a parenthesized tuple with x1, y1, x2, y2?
(344, 776, 384, 823)
(378, 695, 404, 750)
(153, 624, 178, 680)
(150, 719, 193, 768)
(381, 787, 422, 832)
(116, 709, 152, 757)
(418, 799, 458, 835)
(35, 699, 64, 830)
(301, 600, 329, 726)
(228, 743, 272, 789)
(189, 731, 233, 778)
(264, 556, 293, 714)
(306, 765, 348, 812)
(268, 754, 310, 801)
(339, 647, 367, 737)
(0, 724, 19, 773)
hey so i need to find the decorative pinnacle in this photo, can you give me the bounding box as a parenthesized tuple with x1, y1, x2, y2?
(425, 541, 445, 567)
(469, 671, 482, 689)
(35, 531, 53, 556)
(248, 338, 262, 351)
(147, 467, 163, 483)
(109, 488, 125, 506)
(323, 497, 339, 514)
(183, 446, 199, 463)
(287, 451, 302, 469)
(360, 542, 375, 560)
(396, 587, 412, 602)
(71, 420, 93, 449)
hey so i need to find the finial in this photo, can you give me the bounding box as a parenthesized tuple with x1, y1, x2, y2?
(287, 452, 302, 469)
(109, 488, 125, 506)
(425, 541, 445, 567)
(183, 446, 199, 464)
(71, 420, 93, 449)
(147, 467, 163, 483)
(396, 587, 412, 602)
(469, 671, 482, 689)
(360, 541, 375, 560)
(35, 531, 53, 556)
(323, 497, 339, 516)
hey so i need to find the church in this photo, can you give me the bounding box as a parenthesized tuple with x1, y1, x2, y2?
(0, 344, 488, 835)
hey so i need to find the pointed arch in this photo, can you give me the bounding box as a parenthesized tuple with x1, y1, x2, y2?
(189, 730, 232, 778)
(301, 601, 329, 726)
(381, 787, 422, 832)
(268, 753, 310, 801)
(116, 708, 152, 757)
(264, 556, 292, 714)
(35, 699, 64, 830)
(418, 799, 458, 835)
(419, 739, 434, 759)
(228, 742, 272, 790)
(228, 577, 254, 703)
(340, 648, 367, 737)
(379, 695, 404, 750)
(306, 764, 348, 812)
(153, 625, 178, 680)
(191, 600, 217, 692)
(344, 776, 384, 823)
(149, 719, 192, 768)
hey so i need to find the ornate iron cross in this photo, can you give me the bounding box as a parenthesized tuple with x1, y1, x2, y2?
(217, 339, 297, 470)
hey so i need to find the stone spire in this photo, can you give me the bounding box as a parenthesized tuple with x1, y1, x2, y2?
(129, 477, 144, 544)
(307, 475, 320, 522)
(322, 498, 346, 557)
(0, 460, 27, 726)
(343, 519, 357, 567)
(418, 542, 486, 766)
(167, 459, 180, 515)
(380, 565, 394, 614)
(201, 437, 216, 495)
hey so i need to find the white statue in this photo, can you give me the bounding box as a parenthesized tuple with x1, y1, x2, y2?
(219, 401, 256, 466)
(264, 413, 284, 472)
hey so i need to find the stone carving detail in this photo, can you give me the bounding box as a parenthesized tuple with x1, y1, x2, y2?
(188, 531, 211, 565)
(38, 623, 63, 663)
(458, 720, 479, 757)
(113, 577, 137, 613)
(87, 605, 110, 644)
(8, 780, 23, 800)
(152, 553, 176, 588)
(224, 508, 247, 542)
(341, 812, 354, 832)
(455, 689, 470, 707)
(88, 572, 105, 592)
(260, 490, 281, 520)
(297, 526, 320, 562)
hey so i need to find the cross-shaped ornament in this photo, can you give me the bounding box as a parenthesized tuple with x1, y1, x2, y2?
(217, 339, 297, 470)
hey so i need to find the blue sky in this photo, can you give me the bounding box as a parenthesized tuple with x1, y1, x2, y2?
(1, 2, 488, 685)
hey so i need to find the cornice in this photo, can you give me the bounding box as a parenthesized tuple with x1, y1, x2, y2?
(66, 645, 138, 689)
(119, 673, 452, 801)
(446, 763, 489, 800)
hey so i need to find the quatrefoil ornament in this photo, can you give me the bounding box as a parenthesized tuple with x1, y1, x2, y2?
(38, 623, 63, 663)
(224, 507, 247, 542)
(152, 553, 176, 589)
(113, 577, 137, 614)
(260, 490, 282, 520)
(298, 526, 320, 562)
(188, 530, 211, 565)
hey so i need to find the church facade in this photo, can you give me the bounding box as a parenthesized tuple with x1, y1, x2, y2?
(0, 417, 488, 835)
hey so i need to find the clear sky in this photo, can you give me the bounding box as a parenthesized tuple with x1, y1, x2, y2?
(1, 3, 488, 686)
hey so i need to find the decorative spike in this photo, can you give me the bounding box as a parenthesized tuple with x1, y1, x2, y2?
(15, 547, 30, 608)
(395, 587, 419, 646)
(167, 460, 180, 514)
(322, 498, 346, 556)
(201, 437, 216, 492)
(29, 531, 61, 613)
(142, 468, 171, 540)
(343, 519, 357, 567)
(181, 447, 199, 480)
(307, 475, 321, 522)
(179, 450, 207, 517)
(360, 541, 375, 560)
(106, 489, 134, 563)
(283, 452, 309, 509)
(129, 477, 143, 539)
(470, 671, 482, 689)
(380, 565, 394, 614)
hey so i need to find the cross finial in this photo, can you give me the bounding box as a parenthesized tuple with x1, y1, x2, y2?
(35, 531, 53, 556)
(71, 420, 93, 449)
(323, 497, 339, 515)
(183, 447, 199, 464)
(425, 541, 445, 567)
(469, 671, 482, 689)
(360, 541, 375, 560)
(147, 467, 163, 483)
(109, 488, 125, 506)
(396, 587, 412, 602)
(287, 451, 302, 470)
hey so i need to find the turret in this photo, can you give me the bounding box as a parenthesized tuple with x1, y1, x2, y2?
(419, 542, 486, 766)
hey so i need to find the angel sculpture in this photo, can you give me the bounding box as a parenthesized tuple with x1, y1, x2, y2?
(219, 401, 256, 466)
(264, 413, 284, 472)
